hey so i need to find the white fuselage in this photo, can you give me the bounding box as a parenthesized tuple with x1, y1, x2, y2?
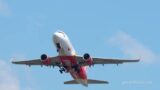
(53, 31, 88, 86)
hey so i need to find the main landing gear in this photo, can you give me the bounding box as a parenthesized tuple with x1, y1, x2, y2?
(59, 67, 65, 74)
(59, 65, 68, 74)
(59, 65, 80, 74)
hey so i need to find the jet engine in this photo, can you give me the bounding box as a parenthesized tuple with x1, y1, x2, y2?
(40, 54, 51, 65)
(41, 54, 48, 60)
(83, 53, 93, 66)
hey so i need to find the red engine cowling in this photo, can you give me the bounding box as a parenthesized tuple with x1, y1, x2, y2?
(83, 53, 93, 66)
(41, 54, 51, 65)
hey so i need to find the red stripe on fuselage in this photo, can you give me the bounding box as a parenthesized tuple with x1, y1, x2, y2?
(79, 66, 87, 79)
(70, 66, 87, 80)
(58, 56, 77, 65)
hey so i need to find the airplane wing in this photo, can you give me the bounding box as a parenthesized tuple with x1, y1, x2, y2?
(76, 56, 140, 66)
(12, 56, 139, 66)
(12, 56, 61, 67)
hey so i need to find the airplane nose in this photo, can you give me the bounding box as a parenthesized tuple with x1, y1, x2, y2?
(53, 31, 66, 43)
(53, 32, 58, 38)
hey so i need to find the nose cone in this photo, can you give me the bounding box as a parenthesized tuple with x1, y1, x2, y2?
(54, 31, 65, 38)
(53, 31, 67, 43)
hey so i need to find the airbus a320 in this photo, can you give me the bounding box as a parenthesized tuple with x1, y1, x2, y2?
(12, 31, 140, 87)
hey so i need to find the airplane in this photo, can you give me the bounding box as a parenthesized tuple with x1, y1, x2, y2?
(12, 31, 140, 87)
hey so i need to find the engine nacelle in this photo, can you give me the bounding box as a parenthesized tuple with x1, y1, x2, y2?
(41, 54, 48, 60)
(83, 53, 93, 66)
(40, 54, 51, 65)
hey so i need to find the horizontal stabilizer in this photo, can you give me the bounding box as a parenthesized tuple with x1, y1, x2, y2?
(64, 80, 78, 84)
(64, 79, 109, 84)
(88, 79, 109, 84)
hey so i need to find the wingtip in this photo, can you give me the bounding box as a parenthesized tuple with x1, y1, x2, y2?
(11, 61, 16, 64)
(136, 58, 141, 62)
(10, 58, 17, 64)
(105, 81, 109, 84)
(138, 56, 142, 62)
(11, 60, 19, 64)
(131, 58, 140, 62)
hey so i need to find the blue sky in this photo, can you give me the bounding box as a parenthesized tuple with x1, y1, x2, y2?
(0, 0, 159, 90)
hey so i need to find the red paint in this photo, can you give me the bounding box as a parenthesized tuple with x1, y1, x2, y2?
(79, 66, 87, 79)
(42, 57, 51, 65)
(70, 66, 87, 80)
(59, 56, 87, 80)
(86, 58, 93, 66)
(58, 56, 77, 65)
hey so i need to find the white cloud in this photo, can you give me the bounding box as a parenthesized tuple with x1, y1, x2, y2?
(0, 60, 20, 90)
(108, 31, 158, 64)
(11, 53, 37, 90)
(0, 0, 11, 16)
